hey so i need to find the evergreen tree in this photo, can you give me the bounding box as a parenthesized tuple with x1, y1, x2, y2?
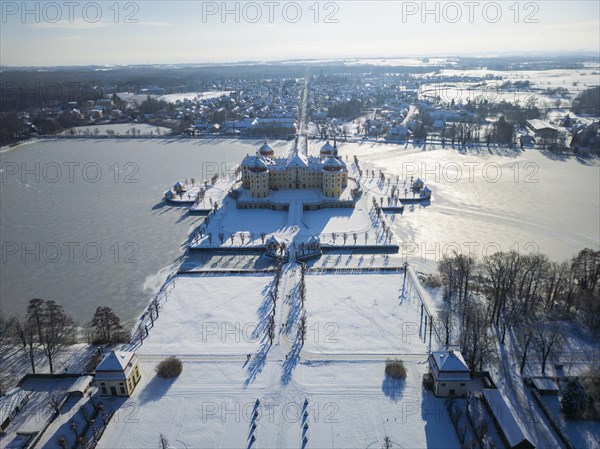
(561, 377, 588, 419)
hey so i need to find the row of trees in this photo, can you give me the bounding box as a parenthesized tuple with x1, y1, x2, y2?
(436, 248, 599, 375)
(0, 301, 125, 389)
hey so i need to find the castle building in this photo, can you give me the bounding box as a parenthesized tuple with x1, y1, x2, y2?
(241, 141, 348, 198)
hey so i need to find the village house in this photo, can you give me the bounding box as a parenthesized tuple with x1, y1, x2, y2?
(526, 119, 559, 142)
(95, 350, 141, 397)
(427, 349, 471, 397)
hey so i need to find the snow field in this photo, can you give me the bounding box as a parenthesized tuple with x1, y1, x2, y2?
(304, 273, 432, 355)
(138, 274, 275, 356)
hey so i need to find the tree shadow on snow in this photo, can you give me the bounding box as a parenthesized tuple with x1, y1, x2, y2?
(244, 336, 271, 387)
(281, 337, 303, 385)
(382, 375, 406, 402)
(136, 373, 178, 405)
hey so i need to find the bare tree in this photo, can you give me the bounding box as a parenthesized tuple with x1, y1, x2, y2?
(14, 319, 37, 374)
(159, 434, 169, 449)
(90, 306, 123, 344)
(518, 325, 535, 374)
(0, 313, 15, 392)
(536, 321, 562, 374)
(27, 299, 75, 373)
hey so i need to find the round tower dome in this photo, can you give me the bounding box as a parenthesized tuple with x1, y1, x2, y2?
(322, 156, 342, 171)
(249, 157, 268, 173)
(320, 140, 334, 156)
(258, 141, 274, 157)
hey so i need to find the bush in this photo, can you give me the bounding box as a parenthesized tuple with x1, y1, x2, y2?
(385, 359, 406, 379)
(561, 377, 588, 419)
(156, 356, 183, 378)
(423, 274, 442, 289)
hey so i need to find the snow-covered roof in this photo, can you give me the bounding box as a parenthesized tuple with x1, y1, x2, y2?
(431, 350, 469, 372)
(307, 235, 320, 244)
(287, 152, 309, 168)
(323, 156, 343, 171)
(241, 154, 256, 167)
(96, 350, 135, 372)
(174, 181, 184, 188)
(414, 178, 424, 185)
(532, 377, 559, 392)
(429, 350, 470, 382)
(422, 186, 431, 193)
(320, 141, 334, 154)
(164, 189, 175, 196)
(68, 375, 93, 394)
(483, 389, 534, 449)
(527, 119, 558, 132)
(266, 235, 282, 245)
(249, 157, 268, 172)
(259, 141, 274, 155)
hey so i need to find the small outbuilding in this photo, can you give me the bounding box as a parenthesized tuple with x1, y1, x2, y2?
(68, 375, 93, 397)
(173, 181, 186, 194)
(413, 178, 424, 190)
(420, 186, 432, 199)
(428, 349, 471, 397)
(95, 350, 141, 397)
(483, 389, 535, 449)
(164, 189, 176, 200)
(531, 377, 559, 396)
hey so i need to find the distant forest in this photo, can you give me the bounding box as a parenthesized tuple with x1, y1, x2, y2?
(0, 55, 591, 112)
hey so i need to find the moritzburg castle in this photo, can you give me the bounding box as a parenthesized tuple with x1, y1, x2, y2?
(241, 141, 349, 198)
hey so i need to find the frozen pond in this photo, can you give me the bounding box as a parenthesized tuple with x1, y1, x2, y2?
(1, 138, 598, 325)
(312, 140, 599, 264)
(0, 138, 290, 324)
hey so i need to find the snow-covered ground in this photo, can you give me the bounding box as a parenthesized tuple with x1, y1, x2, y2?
(190, 191, 391, 250)
(60, 123, 171, 136)
(99, 270, 457, 449)
(304, 273, 432, 355)
(138, 274, 274, 356)
(540, 394, 600, 449)
(98, 357, 459, 449)
(158, 91, 234, 104)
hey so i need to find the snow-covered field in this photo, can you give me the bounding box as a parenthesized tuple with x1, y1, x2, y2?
(138, 274, 274, 356)
(99, 270, 456, 449)
(159, 91, 234, 103)
(60, 123, 170, 136)
(304, 204, 371, 235)
(304, 273, 431, 354)
(99, 357, 459, 449)
(191, 191, 387, 250)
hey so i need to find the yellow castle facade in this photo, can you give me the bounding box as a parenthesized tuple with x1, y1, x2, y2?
(241, 141, 348, 198)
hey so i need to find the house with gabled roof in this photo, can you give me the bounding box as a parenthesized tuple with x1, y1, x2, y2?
(428, 349, 471, 397)
(95, 350, 141, 397)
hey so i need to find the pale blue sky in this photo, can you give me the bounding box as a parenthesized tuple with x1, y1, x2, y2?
(1, 1, 599, 66)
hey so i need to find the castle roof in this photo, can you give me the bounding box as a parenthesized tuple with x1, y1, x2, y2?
(322, 156, 343, 171)
(259, 141, 274, 155)
(287, 152, 309, 169)
(320, 140, 334, 155)
(241, 154, 255, 166)
(249, 157, 268, 172)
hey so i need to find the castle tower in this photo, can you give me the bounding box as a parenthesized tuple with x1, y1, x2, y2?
(321, 156, 344, 197)
(258, 140, 275, 160)
(248, 157, 269, 198)
(320, 141, 334, 160)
